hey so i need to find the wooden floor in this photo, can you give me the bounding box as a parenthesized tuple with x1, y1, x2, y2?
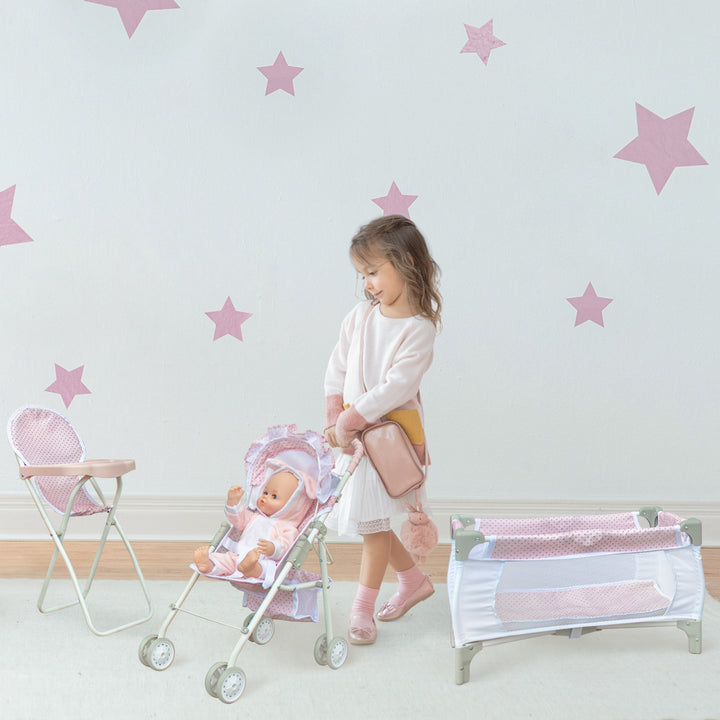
(1, 541, 719, 601)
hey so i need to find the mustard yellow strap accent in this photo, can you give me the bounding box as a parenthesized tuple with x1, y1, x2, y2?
(386, 409, 424, 445)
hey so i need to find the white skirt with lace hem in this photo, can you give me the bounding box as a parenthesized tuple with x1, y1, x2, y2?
(326, 453, 427, 538)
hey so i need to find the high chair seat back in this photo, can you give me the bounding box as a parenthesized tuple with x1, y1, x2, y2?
(8, 406, 109, 516)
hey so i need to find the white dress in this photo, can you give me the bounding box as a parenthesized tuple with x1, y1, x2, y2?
(324, 301, 436, 537)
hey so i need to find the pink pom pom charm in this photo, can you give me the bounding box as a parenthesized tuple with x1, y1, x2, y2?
(400, 503, 438, 564)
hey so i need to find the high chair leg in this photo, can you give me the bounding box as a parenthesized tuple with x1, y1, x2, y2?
(26, 475, 153, 636)
(36, 479, 88, 614)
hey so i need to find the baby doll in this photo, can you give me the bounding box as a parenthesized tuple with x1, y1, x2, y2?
(194, 459, 315, 584)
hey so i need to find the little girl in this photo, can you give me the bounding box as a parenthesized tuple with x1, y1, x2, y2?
(323, 214, 442, 645)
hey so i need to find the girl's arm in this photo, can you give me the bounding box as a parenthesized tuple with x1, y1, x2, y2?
(323, 305, 359, 434)
(335, 321, 435, 443)
(324, 394, 344, 436)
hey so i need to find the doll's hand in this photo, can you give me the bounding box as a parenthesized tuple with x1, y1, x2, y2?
(256, 538, 275, 556)
(227, 485, 244, 506)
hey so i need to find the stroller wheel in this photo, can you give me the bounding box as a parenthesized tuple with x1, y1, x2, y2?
(251, 617, 275, 645)
(147, 638, 175, 671)
(217, 666, 246, 704)
(326, 637, 348, 670)
(205, 662, 227, 697)
(313, 634, 328, 665)
(138, 635, 157, 666)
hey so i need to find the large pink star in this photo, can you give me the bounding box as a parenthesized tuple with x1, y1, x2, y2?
(567, 283, 613, 327)
(372, 182, 418, 218)
(46, 365, 92, 408)
(85, 0, 179, 38)
(257, 52, 304, 96)
(460, 20, 506, 65)
(1, 186, 33, 247)
(614, 103, 708, 194)
(206, 297, 252, 341)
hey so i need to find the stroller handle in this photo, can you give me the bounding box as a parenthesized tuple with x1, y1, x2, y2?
(346, 438, 365, 475)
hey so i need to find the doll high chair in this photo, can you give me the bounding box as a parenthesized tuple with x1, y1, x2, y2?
(7, 405, 153, 636)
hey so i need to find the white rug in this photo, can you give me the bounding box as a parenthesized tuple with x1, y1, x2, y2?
(2, 578, 719, 720)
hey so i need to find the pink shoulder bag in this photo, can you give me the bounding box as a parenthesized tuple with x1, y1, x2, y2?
(357, 305, 426, 499)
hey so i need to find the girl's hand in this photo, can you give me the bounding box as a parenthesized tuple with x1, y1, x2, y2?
(227, 485, 244, 506)
(326, 426, 349, 448)
(325, 426, 340, 448)
(256, 539, 275, 556)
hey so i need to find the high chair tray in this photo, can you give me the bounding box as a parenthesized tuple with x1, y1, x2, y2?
(20, 458, 136, 478)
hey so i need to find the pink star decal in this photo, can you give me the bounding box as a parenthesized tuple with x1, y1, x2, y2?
(567, 283, 613, 327)
(372, 182, 418, 218)
(1, 186, 33, 247)
(85, 0, 179, 39)
(257, 52, 304, 96)
(45, 365, 92, 408)
(460, 20, 506, 65)
(206, 297, 252, 341)
(614, 103, 708, 194)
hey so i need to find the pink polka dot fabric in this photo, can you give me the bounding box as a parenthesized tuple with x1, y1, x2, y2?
(8, 406, 109, 517)
(477, 513, 684, 559)
(496, 580, 671, 623)
(239, 568, 322, 622)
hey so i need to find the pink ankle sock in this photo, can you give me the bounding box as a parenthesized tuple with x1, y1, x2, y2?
(397, 565, 425, 599)
(352, 584, 379, 617)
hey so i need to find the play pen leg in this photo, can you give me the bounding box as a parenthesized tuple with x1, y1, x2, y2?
(455, 643, 483, 685)
(677, 620, 702, 654)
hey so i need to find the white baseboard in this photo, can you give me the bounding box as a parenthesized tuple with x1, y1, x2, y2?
(1, 494, 719, 546)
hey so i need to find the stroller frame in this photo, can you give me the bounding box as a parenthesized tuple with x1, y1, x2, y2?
(139, 435, 363, 704)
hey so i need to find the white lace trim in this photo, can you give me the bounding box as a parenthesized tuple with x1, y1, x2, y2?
(357, 518, 392, 534)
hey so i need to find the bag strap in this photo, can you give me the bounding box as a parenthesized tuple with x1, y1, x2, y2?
(357, 302, 374, 394)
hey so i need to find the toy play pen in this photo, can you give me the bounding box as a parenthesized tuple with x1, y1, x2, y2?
(448, 507, 704, 684)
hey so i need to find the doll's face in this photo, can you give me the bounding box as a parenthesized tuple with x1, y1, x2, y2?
(258, 471, 298, 515)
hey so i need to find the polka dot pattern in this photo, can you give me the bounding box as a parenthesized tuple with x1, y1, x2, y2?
(8, 406, 109, 517)
(496, 580, 671, 623)
(476, 512, 686, 559)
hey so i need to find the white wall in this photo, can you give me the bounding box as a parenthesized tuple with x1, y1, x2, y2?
(2, 1, 719, 541)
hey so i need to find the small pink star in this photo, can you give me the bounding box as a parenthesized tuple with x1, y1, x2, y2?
(614, 103, 708, 194)
(206, 297, 252, 341)
(85, 0, 179, 39)
(257, 52, 304, 96)
(372, 182, 418, 218)
(1, 186, 33, 247)
(567, 283, 613, 327)
(460, 20, 506, 65)
(45, 365, 92, 408)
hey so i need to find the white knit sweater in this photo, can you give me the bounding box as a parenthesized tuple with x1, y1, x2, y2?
(324, 301, 436, 457)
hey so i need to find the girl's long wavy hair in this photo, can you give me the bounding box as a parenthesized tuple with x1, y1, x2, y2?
(350, 215, 442, 329)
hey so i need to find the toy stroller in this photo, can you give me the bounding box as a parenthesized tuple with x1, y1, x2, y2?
(138, 425, 363, 704)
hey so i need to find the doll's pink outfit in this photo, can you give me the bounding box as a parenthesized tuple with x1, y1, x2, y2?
(207, 459, 316, 587)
